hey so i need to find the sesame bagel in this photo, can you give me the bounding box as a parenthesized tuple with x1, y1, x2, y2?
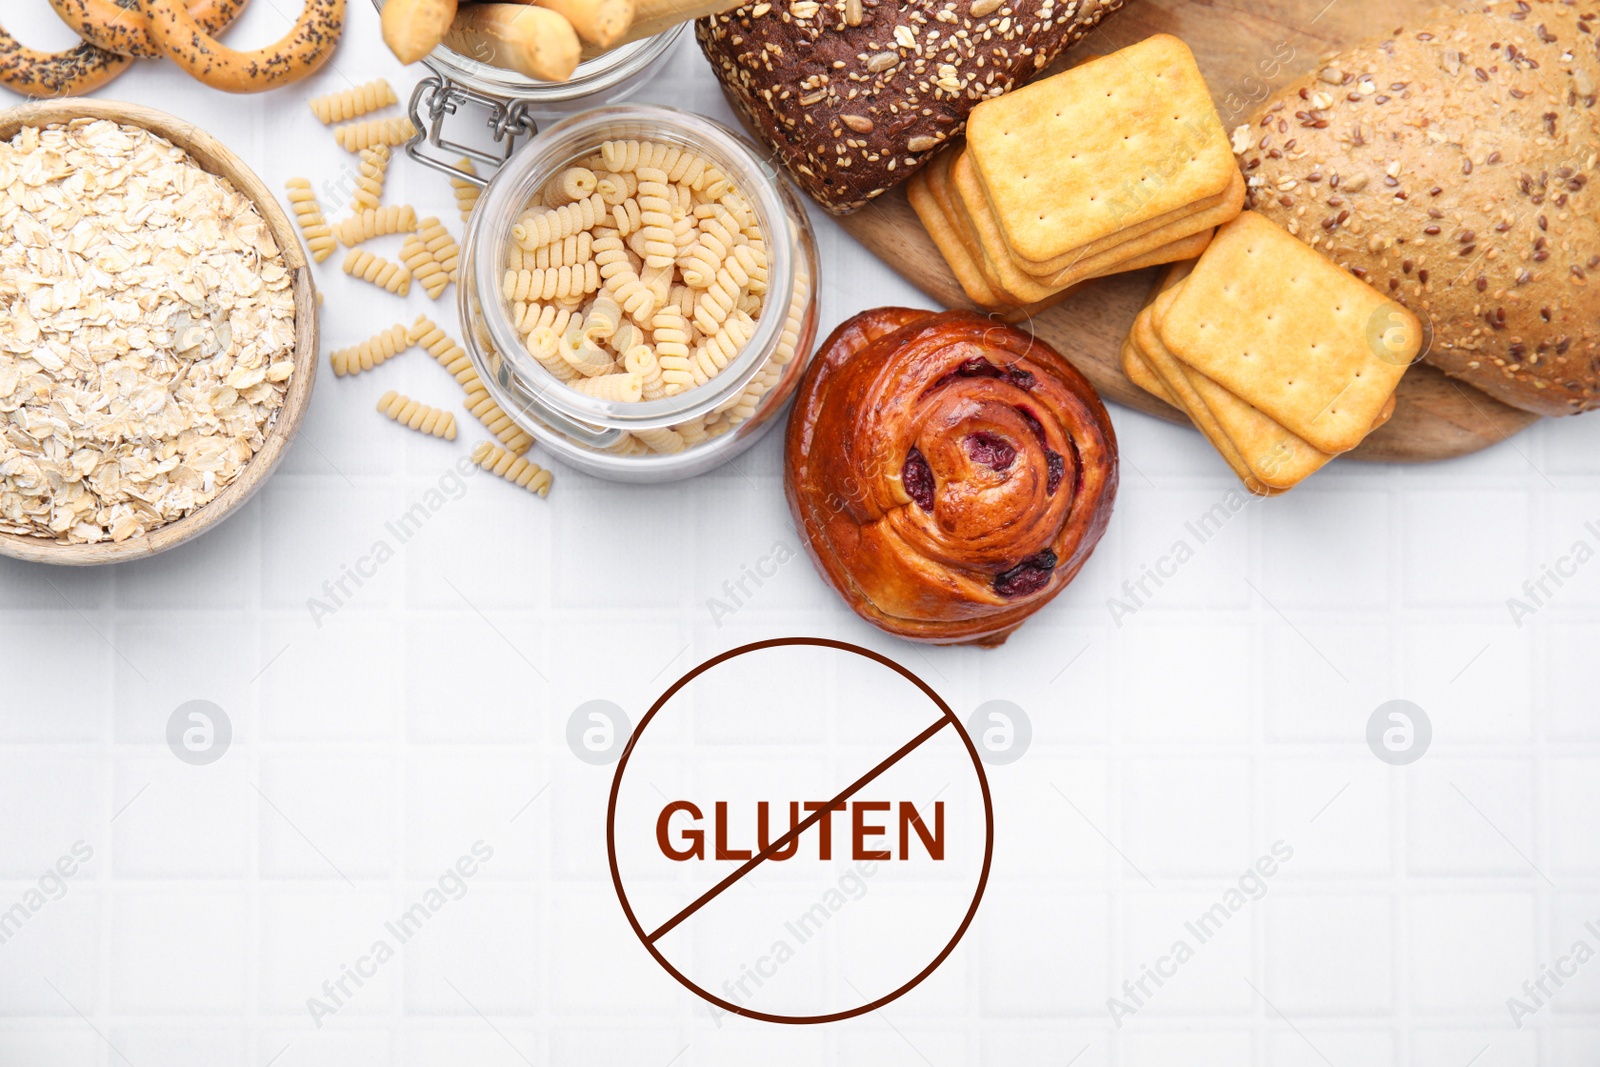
(1235, 0, 1600, 417)
(143, 0, 345, 93)
(0, 22, 131, 97)
(48, 0, 251, 59)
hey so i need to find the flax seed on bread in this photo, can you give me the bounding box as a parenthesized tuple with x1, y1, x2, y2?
(1235, 0, 1600, 417)
(696, 0, 1133, 214)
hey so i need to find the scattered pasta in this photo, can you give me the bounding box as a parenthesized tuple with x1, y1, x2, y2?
(417, 217, 460, 282)
(334, 117, 416, 153)
(284, 178, 335, 263)
(335, 204, 417, 246)
(377, 390, 456, 440)
(465, 391, 535, 455)
(351, 145, 391, 213)
(410, 316, 534, 455)
(399, 235, 448, 300)
(310, 78, 397, 125)
(342, 249, 411, 295)
(451, 157, 482, 221)
(471, 441, 552, 497)
(331, 323, 410, 377)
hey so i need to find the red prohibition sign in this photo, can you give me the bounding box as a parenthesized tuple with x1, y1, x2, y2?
(606, 637, 995, 1025)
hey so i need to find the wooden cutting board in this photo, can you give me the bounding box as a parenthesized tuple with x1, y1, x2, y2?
(831, 0, 1541, 464)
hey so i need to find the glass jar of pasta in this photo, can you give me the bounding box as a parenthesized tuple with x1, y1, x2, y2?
(372, 0, 685, 183)
(457, 105, 821, 482)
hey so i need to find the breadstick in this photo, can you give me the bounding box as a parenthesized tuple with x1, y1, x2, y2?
(381, 0, 456, 63)
(594, 0, 739, 48)
(46, 0, 247, 59)
(143, 0, 345, 93)
(521, 0, 634, 49)
(443, 4, 580, 83)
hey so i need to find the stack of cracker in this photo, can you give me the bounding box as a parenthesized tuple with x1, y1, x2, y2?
(1122, 212, 1420, 495)
(908, 34, 1244, 318)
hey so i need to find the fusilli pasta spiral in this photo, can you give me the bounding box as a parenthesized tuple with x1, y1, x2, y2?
(513, 193, 606, 250)
(623, 343, 666, 400)
(503, 262, 601, 303)
(465, 391, 535, 455)
(377, 390, 456, 440)
(572, 372, 642, 402)
(351, 144, 391, 213)
(545, 166, 597, 205)
(331, 323, 410, 377)
(284, 178, 335, 263)
(471, 442, 552, 497)
(310, 78, 397, 125)
(401, 234, 449, 300)
(342, 249, 411, 295)
(416, 217, 459, 282)
(526, 325, 580, 382)
(451, 158, 481, 221)
(335, 204, 417, 246)
(334, 117, 416, 153)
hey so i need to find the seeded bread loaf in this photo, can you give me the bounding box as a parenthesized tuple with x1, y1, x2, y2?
(696, 0, 1132, 214)
(1234, 0, 1600, 417)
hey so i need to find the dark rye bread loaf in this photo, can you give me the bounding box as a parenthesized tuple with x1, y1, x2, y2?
(1236, 0, 1600, 417)
(697, 0, 1131, 214)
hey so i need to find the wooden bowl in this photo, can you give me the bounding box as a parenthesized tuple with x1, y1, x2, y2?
(0, 99, 318, 566)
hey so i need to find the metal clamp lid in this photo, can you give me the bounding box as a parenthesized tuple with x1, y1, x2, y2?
(405, 76, 537, 188)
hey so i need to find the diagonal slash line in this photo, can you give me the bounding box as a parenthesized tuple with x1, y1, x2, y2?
(1462, 1044, 1492, 1067)
(1451, 783, 1557, 888)
(646, 716, 953, 943)
(1245, 978, 1336, 1066)
(1052, 783, 1156, 888)
(1244, 578, 1350, 683)
(1065, 1045, 1092, 1067)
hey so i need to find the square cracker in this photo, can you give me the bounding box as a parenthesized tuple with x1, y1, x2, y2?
(911, 148, 1087, 318)
(952, 151, 1232, 302)
(1158, 211, 1419, 455)
(908, 151, 1003, 309)
(1148, 285, 1335, 489)
(964, 33, 1237, 264)
(1130, 306, 1278, 495)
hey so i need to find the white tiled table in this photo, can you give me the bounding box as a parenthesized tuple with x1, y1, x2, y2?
(3, 4, 1600, 1064)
